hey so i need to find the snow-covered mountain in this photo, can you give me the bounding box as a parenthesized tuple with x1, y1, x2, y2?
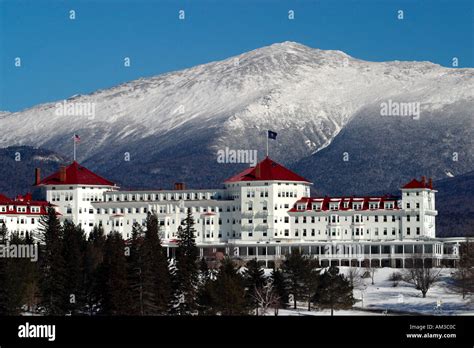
(0, 41, 473, 191)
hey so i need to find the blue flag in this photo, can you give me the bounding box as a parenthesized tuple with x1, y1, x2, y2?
(268, 130, 277, 140)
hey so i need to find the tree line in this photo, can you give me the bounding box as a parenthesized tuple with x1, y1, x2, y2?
(3, 206, 471, 315)
(0, 206, 359, 316)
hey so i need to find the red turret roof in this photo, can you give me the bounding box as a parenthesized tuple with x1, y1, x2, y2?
(37, 161, 115, 186)
(402, 177, 433, 189)
(224, 157, 311, 183)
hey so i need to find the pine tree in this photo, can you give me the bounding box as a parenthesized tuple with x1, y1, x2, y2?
(0, 233, 27, 314)
(314, 266, 355, 316)
(270, 268, 288, 310)
(213, 258, 248, 315)
(84, 225, 106, 315)
(38, 205, 67, 315)
(0, 224, 9, 314)
(196, 258, 217, 315)
(281, 249, 308, 309)
(0, 223, 7, 242)
(99, 232, 132, 315)
(140, 212, 171, 314)
(62, 220, 86, 314)
(22, 232, 40, 313)
(126, 222, 147, 315)
(171, 209, 199, 315)
(243, 259, 265, 315)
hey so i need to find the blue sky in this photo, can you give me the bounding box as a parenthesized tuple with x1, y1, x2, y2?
(0, 0, 472, 112)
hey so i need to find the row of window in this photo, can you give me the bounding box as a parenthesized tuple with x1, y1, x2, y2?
(0, 206, 41, 213)
(293, 215, 420, 223)
(0, 217, 37, 224)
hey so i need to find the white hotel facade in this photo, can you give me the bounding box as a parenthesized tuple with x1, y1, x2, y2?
(0, 157, 463, 268)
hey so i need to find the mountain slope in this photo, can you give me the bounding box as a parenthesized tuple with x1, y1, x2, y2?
(435, 170, 474, 237)
(0, 41, 473, 192)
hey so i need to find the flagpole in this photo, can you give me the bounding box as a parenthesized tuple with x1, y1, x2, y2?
(73, 136, 76, 161)
(266, 131, 269, 158)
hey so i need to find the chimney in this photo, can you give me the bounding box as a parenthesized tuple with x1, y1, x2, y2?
(428, 178, 433, 189)
(174, 182, 185, 190)
(35, 168, 41, 185)
(59, 166, 66, 183)
(421, 176, 426, 184)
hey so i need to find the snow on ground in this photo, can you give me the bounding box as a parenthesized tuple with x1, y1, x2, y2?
(264, 267, 474, 316)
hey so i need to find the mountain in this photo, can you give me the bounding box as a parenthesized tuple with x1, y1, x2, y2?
(435, 170, 474, 237)
(0, 41, 473, 194)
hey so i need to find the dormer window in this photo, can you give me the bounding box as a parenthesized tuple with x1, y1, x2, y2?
(329, 203, 339, 211)
(353, 203, 362, 210)
(385, 202, 394, 209)
(297, 204, 306, 211)
(312, 203, 322, 210)
(369, 203, 379, 210)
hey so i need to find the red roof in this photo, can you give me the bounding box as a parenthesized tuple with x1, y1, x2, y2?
(402, 177, 433, 189)
(0, 192, 54, 216)
(37, 161, 115, 186)
(0, 194, 10, 203)
(288, 195, 399, 212)
(224, 157, 310, 183)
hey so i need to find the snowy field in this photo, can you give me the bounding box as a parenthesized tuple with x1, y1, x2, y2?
(265, 267, 474, 316)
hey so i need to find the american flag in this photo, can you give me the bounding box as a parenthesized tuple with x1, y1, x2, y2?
(74, 134, 81, 143)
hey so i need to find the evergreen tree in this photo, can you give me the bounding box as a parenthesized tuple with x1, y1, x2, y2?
(213, 258, 248, 315)
(171, 209, 199, 315)
(126, 223, 147, 315)
(0, 233, 28, 314)
(196, 258, 217, 315)
(243, 259, 265, 315)
(0, 225, 9, 314)
(84, 225, 106, 315)
(38, 205, 67, 315)
(281, 249, 308, 309)
(314, 266, 355, 316)
(270, 268, 289, 310)
(140, 212, 171, 314)
(22, 232, 40, 313)
(0, 223, 7, 242)
(199, 257, 210, 282)
(62, 220, 86, 314)
(99, 232, 132, 315)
